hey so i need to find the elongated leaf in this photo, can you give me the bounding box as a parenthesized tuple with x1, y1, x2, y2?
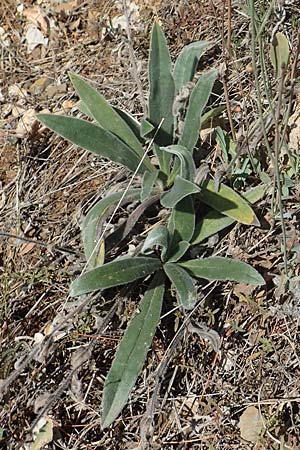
(141, 170, 159, 202)
(270, 32, 290, 78)
(164, 262, 197, 309)
(168, 195, 195, 243)
(70, 257, 161, 296)
(69, 72, 153, 171)
(161, 176, 200, 208)
(180, 257, 265, 285)
(201, 105, 226, 128)
(200, 180, 259, 226)
(167, 240, 190, 263)
(163, 145, 196, 181)
(83, 189, 141, 268)
(77, 100, 92, 117)
(173, 41, 210, 94)
(114, 107, 143, 142)
(140, 118, 155, 139)
(37, 114, 149, 174)
(179, 69, 218, 151)
(101, 271, 165, 428)
(141, 225, 169, 261)
(148, 22, 175, 172)
(192, 184, 267, 244)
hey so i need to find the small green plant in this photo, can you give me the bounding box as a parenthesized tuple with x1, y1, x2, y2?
(38, 23, 265, 428)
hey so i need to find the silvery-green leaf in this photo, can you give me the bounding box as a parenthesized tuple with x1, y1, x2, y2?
(101, 271, 165, 428)
(164, 262, 198, 309)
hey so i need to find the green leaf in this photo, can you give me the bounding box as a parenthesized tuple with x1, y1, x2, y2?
(201, 105, 226, 128)
(161, 176, 200, 208)
(200, 180, 260, 226)
(192, 184, 267, 244)
(140, 117, 155, 139)
(163, 145, 196, 181)
(173, 41, 210, 94)
(141, 170, 159, 202)
(77, 100, 92, 117)
(167, 240, 190, 263)
(180, 257, 265, 285)
(148, 22, 175, 172)
(70, 257, 161, 296)
(270, 32, 290, 78)
(37, 114, 149, 175)
(69, 72, 153, 171)
(141, 225, 169, 261)
(168, 195, 195, 243)
(164, 262, 197, 309)
(101, 271, 165, 428)
(83, 189, 141, 268)
(179, 69, 218, 151)
(114, 107, 143, 143)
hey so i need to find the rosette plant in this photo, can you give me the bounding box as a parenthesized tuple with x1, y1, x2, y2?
(38, 23, 264, 428)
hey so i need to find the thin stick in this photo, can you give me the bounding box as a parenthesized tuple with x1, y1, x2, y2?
(122, 0, 147, 115)
(0, 231, 83, 257)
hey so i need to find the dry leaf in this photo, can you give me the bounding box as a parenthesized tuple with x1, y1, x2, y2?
(239, 406, 264, 443)
(34, 392, 51, 414)
(20, 242, 36, 255)
(23, 7, 49, 34)
(15, 108, 37, 137)
(288, 107, 300, 153)
(29, 417, 53, 450)
(71, 347, 91, 370)
(25, 25, 48, 53)
(29, 77, 51, 95)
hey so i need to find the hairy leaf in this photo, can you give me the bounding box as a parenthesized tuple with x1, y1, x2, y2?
(83, 189, 141, 268)
(200, 180, 260, 226)
(101, 271, 165, 428)
(270, 32, 290, 78)
(148, 22, 175, 172)
(69, 72, 153, 171)
(141, 225, 169, 261)
(37, 115, 149, 174)
(167, 240, 190, 263)
(141, 171, 159, 202)
(161, 176, 200, 208)
(163, 145, 196, 181)
(173, 41, 210, 94)
(179, 69, 218, 151)
(180, 257, 265, 285)
(70, 257, 162, 296)
(114, 107, 143, 142)
(164, 262, 197, 309)
(192, 184, 267, 244)
(168, 195, 195, 244)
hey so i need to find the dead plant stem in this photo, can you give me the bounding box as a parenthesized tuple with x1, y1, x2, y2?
(122, 0, 147, 115)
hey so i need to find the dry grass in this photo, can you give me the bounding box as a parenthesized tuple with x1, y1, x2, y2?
(1, 1, 300, 449)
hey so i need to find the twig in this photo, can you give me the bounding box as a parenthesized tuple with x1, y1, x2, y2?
(122, 0, 147, 115)
(0, 231, 84, 257)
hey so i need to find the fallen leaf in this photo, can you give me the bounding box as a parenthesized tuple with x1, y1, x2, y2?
(15, 108, 37, 137)
(8, 84, 28, 98)
(61, 100, 76, 110)
(30, 417, 53, 450)
(239, 406, 264, 443)
(25, 25, 48, 53)
(45, 83, 67, 98)
(288, 106, 300, 153)
(23, 7, 49, 34)
(29, 77, 52, 95)
(20, 242, 36, 255)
